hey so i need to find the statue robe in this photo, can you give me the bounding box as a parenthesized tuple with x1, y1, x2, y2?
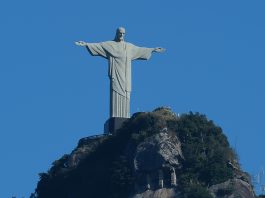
(86, 41, 153, 118)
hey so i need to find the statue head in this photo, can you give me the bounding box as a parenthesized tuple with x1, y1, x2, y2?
(114, 27, 126, 42)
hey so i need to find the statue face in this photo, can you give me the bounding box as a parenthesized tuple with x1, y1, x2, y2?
(116, 27, 125, 41)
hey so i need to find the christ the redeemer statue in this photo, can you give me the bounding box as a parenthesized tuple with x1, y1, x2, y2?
(75, 27, 165, 119)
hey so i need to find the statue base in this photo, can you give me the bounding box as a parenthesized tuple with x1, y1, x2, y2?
(104, 117, 129, 134)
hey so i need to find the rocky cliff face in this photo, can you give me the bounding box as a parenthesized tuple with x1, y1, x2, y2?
(34, 108, 257, 198)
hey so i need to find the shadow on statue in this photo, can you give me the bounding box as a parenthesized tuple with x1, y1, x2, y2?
(104, 117, 129, 134)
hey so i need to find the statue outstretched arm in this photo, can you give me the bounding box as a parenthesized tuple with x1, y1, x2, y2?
(75, 40, 108, 58)
(75, 41, 88, 47)
(152, 47, 166, 53)
(130, 45, 166, 60)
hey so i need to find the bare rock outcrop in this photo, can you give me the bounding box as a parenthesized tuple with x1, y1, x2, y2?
(209, 178, 256, 198)
(131, 131, 183, 196)
(132, 188, 179, 198)
(134, 132, 183, 172)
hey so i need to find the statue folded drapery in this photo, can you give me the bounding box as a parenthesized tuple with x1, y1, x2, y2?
(76, 27, 165, 118)
(86, 41, 153, 118)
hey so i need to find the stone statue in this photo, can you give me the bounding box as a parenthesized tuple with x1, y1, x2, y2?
(75, 27, 165, 118)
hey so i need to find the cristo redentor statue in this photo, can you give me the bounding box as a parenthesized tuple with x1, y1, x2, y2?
(76, 27, 165, 132)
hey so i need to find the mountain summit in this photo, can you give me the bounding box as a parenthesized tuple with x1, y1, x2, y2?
(33, 107, 257, 198)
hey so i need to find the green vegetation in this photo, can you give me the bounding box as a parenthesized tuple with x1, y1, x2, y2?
(174, 112, 236, 196)
(182, 183, 213, 198)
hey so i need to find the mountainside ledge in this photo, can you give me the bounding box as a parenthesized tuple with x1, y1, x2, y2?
(33, 107, 260, 198)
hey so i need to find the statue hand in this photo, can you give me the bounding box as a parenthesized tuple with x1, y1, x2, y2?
(153, 47, 166, 53)
(75, 41, 87, 46)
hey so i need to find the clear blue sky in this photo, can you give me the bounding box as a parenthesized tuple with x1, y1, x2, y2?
(0, 0, 265, 197)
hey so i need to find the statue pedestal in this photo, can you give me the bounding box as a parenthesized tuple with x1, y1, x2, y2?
(104, 117, 129, 134)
